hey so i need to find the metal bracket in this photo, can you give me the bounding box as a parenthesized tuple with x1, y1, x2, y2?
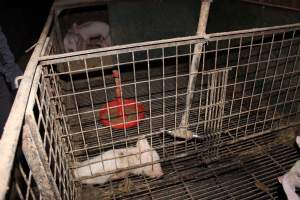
(14, 75, 25, 89)
(25, 42, 38, 53)
(203, 34, 210, 40)
(160, 128, 204, 140)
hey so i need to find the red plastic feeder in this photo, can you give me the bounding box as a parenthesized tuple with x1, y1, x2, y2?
(99, 70, 144, 129)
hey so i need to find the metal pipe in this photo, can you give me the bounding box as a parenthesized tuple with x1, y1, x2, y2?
(22, 114, 62, 200)
(0, 7, 54, 200)
(178, 0, 212, 134)
(241, 0, 300, 12)
(39, 22, 300, 64)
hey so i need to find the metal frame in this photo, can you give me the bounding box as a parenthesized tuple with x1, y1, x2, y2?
(22, 115, 62, 200)
(0, 1, 300, 198)
(37, 21, 300, 181)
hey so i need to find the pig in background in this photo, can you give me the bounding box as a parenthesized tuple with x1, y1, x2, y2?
(63, 21, 111, 52)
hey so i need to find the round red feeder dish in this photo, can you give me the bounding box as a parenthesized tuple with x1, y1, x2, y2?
(99, 99, 144, 129)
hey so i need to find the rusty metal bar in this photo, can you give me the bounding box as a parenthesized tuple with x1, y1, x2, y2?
(241, 0, 300, 11)
(179, 0, 213, 131)
(38, 23, 300, 63)
(22, 115, 62, 200)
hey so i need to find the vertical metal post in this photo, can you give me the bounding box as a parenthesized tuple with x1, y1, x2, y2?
(54, 9, 66, 53)
(22, 114, 62, 200)
(179, 0, 212, 131)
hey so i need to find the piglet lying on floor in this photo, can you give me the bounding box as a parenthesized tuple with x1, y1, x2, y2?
(73, 137, 163, 184)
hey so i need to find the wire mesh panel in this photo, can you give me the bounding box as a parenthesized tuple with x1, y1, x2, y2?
(39, 24, 300, 177)
(31, 23, 300, 199)
(26, 65, 77, 200)
(4, 147, 42, 200)
(190, 68, 230, 160)
(223, 29, 300, 142)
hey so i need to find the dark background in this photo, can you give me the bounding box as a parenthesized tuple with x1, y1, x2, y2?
(0, 1, 53, 68)
(0, 0, 300, 70)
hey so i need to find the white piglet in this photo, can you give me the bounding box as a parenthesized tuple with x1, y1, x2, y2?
(278, 160, 300, 200)
(63, 31, 87, 52)
(277, 136, 300, 200)
(131, 137, 164, 178)
(73, 137, 163, 185)
(64, 21, 111, 52)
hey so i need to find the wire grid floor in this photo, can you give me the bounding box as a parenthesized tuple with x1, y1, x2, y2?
(77, 128, 300, 200)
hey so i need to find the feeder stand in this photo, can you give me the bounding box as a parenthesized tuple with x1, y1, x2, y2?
(99, 69, 145, 129)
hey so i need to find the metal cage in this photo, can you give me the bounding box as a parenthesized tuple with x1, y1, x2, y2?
(1, 3, 300, 200)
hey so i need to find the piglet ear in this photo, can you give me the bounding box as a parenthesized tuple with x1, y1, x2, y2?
(136, 137, 150, 152)
(278, 176, 283, 184)
(296, 136, 300, 148)
(72, 23, 79, 33)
